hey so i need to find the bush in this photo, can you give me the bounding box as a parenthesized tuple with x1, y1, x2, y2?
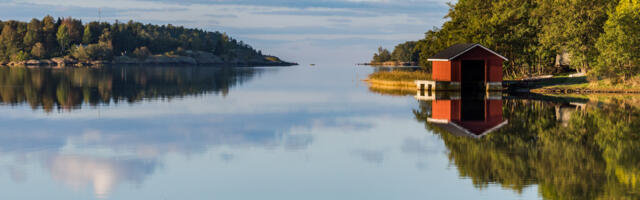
(10, 51, 29, 62)
(70, 43, 113, 62)
(133, 46, 152, 60)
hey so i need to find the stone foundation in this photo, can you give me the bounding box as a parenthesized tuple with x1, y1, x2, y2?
(486, 82, 503, 91)
(415, 80, 461, 92)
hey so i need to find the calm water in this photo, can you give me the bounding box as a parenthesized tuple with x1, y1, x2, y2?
(0, 65, 639, 199)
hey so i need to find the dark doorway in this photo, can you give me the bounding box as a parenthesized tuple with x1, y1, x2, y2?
(461, 60, 485, 91)
(461, 96, 485, 121)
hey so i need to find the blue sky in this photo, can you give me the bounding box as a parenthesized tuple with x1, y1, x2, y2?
(0, 0, 453, 64)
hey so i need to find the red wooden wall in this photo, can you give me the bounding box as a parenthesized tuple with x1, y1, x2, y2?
(431, 46, 504, 83)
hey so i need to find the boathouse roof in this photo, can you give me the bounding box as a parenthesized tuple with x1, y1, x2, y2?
(427, 118, 509, 139)
(427, 43, 508, 61)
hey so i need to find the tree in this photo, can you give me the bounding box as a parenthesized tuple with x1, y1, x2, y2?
(31, 42, 46, 59)
(61, 17, 83, 45)
(10, 51, 28, 62)
(391, 41, 417, 62)
(56, 24, 70, 53)
(133, 46, 152, 60)
(0, 23, 20, 61)
(82, 24, 93, 44)
(372, 47, 391, 63)
(41, 15, 57, 57)
(0, 16, 267, 63)
(23, 19, 42, 50)
(595, 0, 640, 79)
(537, 0, 617, 73)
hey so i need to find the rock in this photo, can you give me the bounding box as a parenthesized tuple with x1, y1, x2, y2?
(143, 55, 197, 65)
(7, 61, 26, 66)
(40, 60, 54, 65)
(90, 60, 110, 65)
(189, 51, 223, 64)
(51, 57, 65, 64)
(25, 60, 41, 65)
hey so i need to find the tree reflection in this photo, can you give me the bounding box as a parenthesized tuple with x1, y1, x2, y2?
(0, 66, 263, 112)
(414, 98, 640, 199)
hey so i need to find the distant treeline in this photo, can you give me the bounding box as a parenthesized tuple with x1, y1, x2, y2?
(377, 0, 640, 79)
(0, 16, 267, 63)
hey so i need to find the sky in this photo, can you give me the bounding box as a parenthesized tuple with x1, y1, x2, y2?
(0, 0, 453, 64)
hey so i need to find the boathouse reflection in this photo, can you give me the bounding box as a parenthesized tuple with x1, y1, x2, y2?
(415, 91, 507, 138)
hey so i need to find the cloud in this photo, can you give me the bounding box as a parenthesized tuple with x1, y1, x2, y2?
(5, 0, 452, 64)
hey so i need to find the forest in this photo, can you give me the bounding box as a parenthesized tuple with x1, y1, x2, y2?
(376, 0, 640, 80)
(0, 16, 285, 65)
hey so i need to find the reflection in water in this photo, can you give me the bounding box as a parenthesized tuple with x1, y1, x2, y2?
(416, 92, 507, 138)
(414, 95, 640, 199)
(46, 155, 157, 199)
(0, 66, 264, 112)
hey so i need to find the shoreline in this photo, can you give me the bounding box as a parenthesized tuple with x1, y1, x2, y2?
(358, 61, 418, 67)
(365, 77, 640, 95)
(0, 58, 298, 68)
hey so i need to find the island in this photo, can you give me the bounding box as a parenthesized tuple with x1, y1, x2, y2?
(0, 16, 297, 67)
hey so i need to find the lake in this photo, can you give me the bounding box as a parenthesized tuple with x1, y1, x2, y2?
(0, 65, 638, 199)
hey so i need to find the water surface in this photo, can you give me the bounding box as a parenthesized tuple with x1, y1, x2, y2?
(0, 65, 638, 199)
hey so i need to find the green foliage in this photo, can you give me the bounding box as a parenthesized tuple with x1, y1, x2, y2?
(132, 46, 152, 60)
(31, 42, 45, 59)
(82, 24, 94, 44)
(0, 16, 266, 63)
(10, 50, 28, 62)
(56, 24, 70, 53)
(414, 99, 640, 199)
(23, 19, 41, 49)
(371, 46, 391, 63)
(595, 0, 640, 79)
(70, 43, 113, 62)
(538, 0, 616, 73)
(386, 0, 629, 79)
(390, 41, 417, 62)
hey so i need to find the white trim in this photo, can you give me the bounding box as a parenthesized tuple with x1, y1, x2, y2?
(430, 44, 509, 62)
(478, 120, 509, 136)
(427, 59, 450, 62)
(427, 118, 449, 124)
(427, 118, 509, 139)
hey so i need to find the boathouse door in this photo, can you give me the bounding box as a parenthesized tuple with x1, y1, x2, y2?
(461, 60, 485, 91)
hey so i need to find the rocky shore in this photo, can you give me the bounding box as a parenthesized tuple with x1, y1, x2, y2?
(0, 51, 297, 67)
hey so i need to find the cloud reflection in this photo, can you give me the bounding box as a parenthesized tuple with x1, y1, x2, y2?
(45, 155, 158, 199)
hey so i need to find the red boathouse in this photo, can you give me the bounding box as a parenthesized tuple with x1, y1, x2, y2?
(417, 43, 508, 91)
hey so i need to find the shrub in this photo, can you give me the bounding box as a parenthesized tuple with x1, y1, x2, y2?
(10, 51, 28, 62)
(70, 43, 113, 62)
(133, 46, 152, 60)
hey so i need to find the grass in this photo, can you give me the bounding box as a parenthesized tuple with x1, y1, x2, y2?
(367, 70, 431, 82)
(531, 75, 640, 93)
(363, 71, 430, 95)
